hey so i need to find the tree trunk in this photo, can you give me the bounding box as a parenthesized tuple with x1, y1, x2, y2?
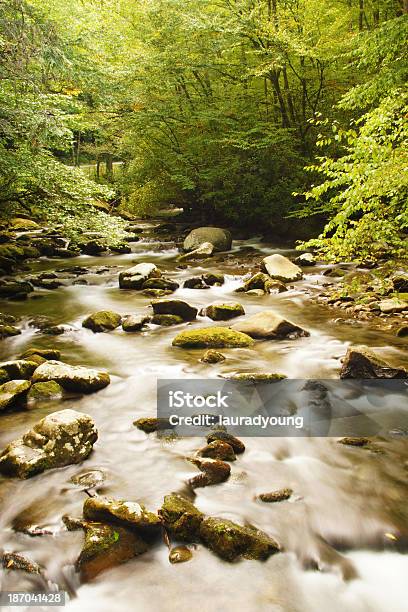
(359, 0, 364, 31)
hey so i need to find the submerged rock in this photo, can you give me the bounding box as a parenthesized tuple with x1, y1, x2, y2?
(204, 303, 245, 321)
(199, 517, 280, 561)
(151, 314, 184, 326)
(183, 227, 232, 253)
(338, 436, 370, 447)
(172, 327, 254, 348)
(179, 242, 214, 261)
(142, 288, 172, 298)
(82, 310, 122, 333)
(259, 488, 293, 502)
(222, 372, 286, 381)
(151, 299, 197, 322)
(83, 496, 161, 530)
(262, 254, 303, 282)
(159, 494, 204, 540)
(32, 360, 110, 393)
(76, 521, 148, 582)
(169, 546, 193, 564)
(133, 417, 170, 433)
(0, 409, 98, 478)
(27, 381, 64, 402)
(232, 310, 308, 340)
(188, 457, 231, 488)
(198, 440, 236, 462)
(340, 347, 408, 379)
(200, 349, 226, 364)
(207, 431, 245, 454)
(396, 326, 408, 338)
(2, 551, 42, 574)
(19, 348, 61, 361)
(0, 360, 38, 379)
(70, 469, 105, 490)
(122, 315, 150, 332)
(0, 280, 33, 299)
(119, 263, 161, 289)
(0, 380, 31, 411)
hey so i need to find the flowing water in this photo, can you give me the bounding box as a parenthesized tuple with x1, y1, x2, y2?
(0, 225, 407, 612)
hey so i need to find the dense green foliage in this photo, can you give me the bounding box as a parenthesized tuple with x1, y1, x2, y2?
(0, 0, 407, 258)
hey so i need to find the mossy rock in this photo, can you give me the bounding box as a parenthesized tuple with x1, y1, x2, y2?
(172, 327, 254, 349)
(0, 380, 31, 411)
(83, 496, 161, 531)
(198, 440, 236, 462)
(134, 417, 170, 433)
(200, 349, 226, 364)
(27, 381, 64, 402)
(199, 517, 280, 561)
(0, 360, 38, 379)
(19, 348, 61, 361)
(9, 218, 40, 231)
(189, 457, 231, 488)
(340, 347, 408, 379)
(0, 325, 21, 339)
(202, 273, 225, 286)
(206, 431, 245, 454)
(151, 314, 184, 326)
(0, 368, 9, 384)
(258, 488, 293, 503)
(32, 360, 110, 393)
(142, 278, 179, 291)
(204, 303, 245, 321)
(122, 315, 150, 332)
(82, 310, 122, 333)
(151, 299, 198, 322)
(159, 494, 204, 541)
(76, 522, 148, 582)
(222, 373, 286, 382)
(0, 409, 98, 478)
(242, 272, 271, 292)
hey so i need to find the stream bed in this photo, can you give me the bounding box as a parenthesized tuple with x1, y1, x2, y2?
(0, 224, 407, 612)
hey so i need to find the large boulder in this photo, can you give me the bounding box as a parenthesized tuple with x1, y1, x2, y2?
(172, 327, 254, 348)
(340, 347, 408, 379)
(203, 303, 245, 321)
(31, 360, 110, 393)
(151, 299, 197, 321)
(262, 254, 303, 282)
(183, 227, 232, 253)
(232, 310, 308, 339)
(0, 409, 98, 478)
(159, 494, 204, 541)
(82, 311, 122, 333)
(83, 496, 160, 530)
(199, 517, 280, 561)
(0, 380, 31, 411)
(119, 263, 161, 289)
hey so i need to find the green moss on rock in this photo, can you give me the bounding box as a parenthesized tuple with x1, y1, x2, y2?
(83, 496, 161, 530)
(199, 517, 280, 561)
(172, 327, 254, 348)
(159, 494, 204, 541)
(82, 311, 122, 333)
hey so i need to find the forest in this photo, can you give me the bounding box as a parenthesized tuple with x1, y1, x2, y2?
(1, 0, 407, 260)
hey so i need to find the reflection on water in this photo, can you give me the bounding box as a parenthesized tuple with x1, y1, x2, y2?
(0, 234, 407, 611)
